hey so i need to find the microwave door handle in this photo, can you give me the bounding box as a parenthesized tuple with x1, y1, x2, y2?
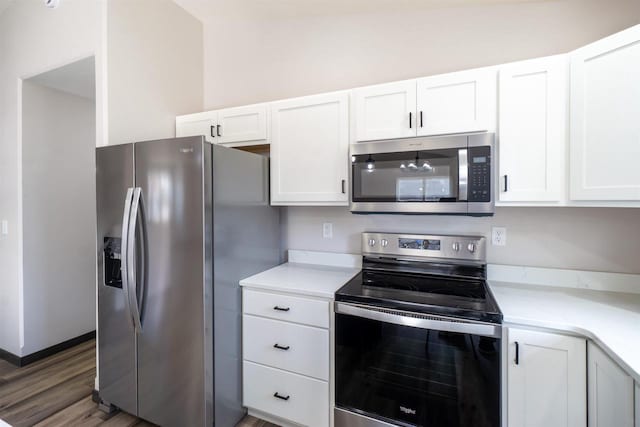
(458, 149, 468, 201)
(120, 188, 136, 330)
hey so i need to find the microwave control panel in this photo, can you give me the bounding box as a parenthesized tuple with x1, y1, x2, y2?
(468, 145, 491, 202)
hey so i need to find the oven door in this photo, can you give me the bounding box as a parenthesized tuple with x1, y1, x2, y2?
(350, 134, 494, 215)
(334, 302, 501, 427)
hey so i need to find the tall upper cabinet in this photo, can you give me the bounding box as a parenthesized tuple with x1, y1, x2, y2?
(270, 91, 350, 205)
(569, 25, 640, 201)
(352, 68, 496, 142)
(497, 55, 567, 204)
(176, 103, 268, 146)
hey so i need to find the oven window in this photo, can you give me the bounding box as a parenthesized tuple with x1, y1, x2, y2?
(335, 313, 501, 427)
(352, 149, 460, 203)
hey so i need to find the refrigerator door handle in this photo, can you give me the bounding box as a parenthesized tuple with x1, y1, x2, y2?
(121, 188, 136, 330)
(127, 187, 144, 332)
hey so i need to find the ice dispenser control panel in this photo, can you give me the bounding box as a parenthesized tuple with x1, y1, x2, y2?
(104, 237, 122, 288)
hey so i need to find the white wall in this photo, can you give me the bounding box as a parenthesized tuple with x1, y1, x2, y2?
(0, 0, 103, 356)
(106, 0, 203, 145)
(284, 207, 640, 274)
(21, 81, 97, 355)
(176, 0, 640, 110)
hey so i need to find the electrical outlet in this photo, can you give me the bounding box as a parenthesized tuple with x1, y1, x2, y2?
(492, 227, 507, 246)
(322, 223, 333, 239)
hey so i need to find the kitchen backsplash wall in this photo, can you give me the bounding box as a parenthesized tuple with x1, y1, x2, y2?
(282, 207, 640, 274)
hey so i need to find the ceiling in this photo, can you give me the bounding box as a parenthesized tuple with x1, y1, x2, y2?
(175, 0, 547, 20)
(28, 57, 96, 100)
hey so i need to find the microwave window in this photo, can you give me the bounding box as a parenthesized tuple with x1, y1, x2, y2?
(353, 149, 459, 203)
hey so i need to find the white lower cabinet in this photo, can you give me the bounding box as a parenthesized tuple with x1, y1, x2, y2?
(242, 288, 331, 427)
(243, 361, 329, 427)
(587, 342, 635, 427)
(507, 328, 587, 427)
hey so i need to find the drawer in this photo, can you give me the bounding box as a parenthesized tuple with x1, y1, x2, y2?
(243, 315, 329, 380)
(243, 361, 329, 427)
(243, 288, 329, 328)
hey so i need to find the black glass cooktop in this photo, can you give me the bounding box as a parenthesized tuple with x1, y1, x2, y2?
(335, 258, 502, 324)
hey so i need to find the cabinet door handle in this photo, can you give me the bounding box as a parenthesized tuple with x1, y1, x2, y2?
(210, 125, 215, 138)
(273, 392, 290, 401)
(273, 343, 290, 351)
(409, 112, 413, 129)
(515, 341, 519, 365)
(217, 124, 221, 137)
(420, 111, 423, 128)
(503, 175, 509, 193)
(341, 179, 346, 194)
(273, 306, 290, 312)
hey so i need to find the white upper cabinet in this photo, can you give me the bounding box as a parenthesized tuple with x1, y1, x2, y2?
(498, 55, 567, 203)
(588, 342, 635, 427)
(353, 81, 416, 141)
(176, 104, 268, 146)
(175, 110, 217, 143)
(507, 328, 586, 427)
(416, 68, 496, 136)
(216, 104, 268, 145)
(270, 91, 349, 205)
(570, 24, 640, 201)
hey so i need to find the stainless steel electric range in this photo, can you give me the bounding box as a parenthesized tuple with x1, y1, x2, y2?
(334, 232, 502, 427)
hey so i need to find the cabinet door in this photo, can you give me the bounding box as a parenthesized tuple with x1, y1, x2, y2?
(508, 328, 586, 427)
(353, 80, 416, 141)
(270, 91, 349, 205)
(175, 111, 217, 144)
(217, 104, 268, 145)
(588, 342, 634, 427)
(498, 55, 567, 203)
(569, 25, 640, 201)
(416, 68, 496, 136)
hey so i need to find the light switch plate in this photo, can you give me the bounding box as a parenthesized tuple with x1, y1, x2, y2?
(322, 223, 333, 239)
(492, 227, 506, 246)
(1, 220, 8, 235)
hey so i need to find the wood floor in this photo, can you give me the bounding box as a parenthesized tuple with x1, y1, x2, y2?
(0, 339, 277, 427)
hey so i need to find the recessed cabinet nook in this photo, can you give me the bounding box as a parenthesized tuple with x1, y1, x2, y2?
(177, 24, 640, 209)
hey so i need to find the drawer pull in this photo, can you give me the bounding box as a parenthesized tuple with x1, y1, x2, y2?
(273, 392, 290, 401)
(273, 343, 290, 351)
(273, 306, 290, 312)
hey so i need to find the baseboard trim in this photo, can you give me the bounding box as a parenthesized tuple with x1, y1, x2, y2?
(0, 330, 96, 367)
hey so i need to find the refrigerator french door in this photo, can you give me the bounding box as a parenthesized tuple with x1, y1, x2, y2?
(97, 136, 211, 426)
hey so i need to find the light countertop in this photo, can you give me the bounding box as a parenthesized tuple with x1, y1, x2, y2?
(239, 262, 361, 300)
(490, 281, 640, 382)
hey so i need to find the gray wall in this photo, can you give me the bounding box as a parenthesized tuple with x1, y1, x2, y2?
(177, 0, 640, 274)
(22, 81, 97, 355)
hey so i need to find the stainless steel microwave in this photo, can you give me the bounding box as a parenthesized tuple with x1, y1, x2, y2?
(350, 133, 495, 215)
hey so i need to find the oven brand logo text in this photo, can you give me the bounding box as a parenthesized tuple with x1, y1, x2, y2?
(400, 406, 417, 415)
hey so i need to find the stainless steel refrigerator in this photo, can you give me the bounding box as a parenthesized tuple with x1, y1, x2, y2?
(96, 136, 280, 426)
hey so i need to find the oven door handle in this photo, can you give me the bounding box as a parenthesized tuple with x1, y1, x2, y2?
(335, 302, 501, 338)
(458, 148, 468, 201)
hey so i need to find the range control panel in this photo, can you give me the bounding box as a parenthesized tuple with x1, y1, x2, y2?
(362, 232, 486, 263)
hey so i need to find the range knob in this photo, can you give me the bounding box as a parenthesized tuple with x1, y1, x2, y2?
(452, 242, 460, 252)
(380, 239, 389, 247)
(368, 239, 376, 247)
(467, 242, 476, 253)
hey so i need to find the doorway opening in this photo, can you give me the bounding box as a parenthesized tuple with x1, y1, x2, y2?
(21, 56, 97, 359)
